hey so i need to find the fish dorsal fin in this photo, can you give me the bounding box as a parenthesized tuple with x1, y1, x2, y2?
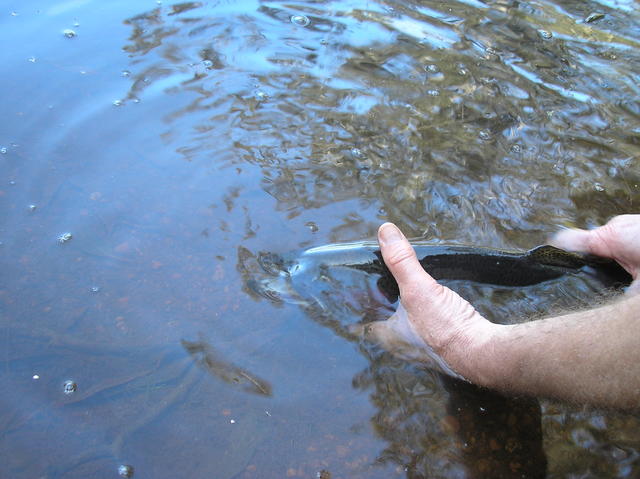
(525, 245, 585, 269)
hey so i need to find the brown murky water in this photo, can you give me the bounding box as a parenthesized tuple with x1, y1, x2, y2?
(1, 0, 639, 477)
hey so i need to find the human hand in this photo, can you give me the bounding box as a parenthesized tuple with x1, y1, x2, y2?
(550, 214, 640, 295)
(359, 223, 497, 380)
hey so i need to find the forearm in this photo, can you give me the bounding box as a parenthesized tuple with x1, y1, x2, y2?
(459, 294, 640, 409)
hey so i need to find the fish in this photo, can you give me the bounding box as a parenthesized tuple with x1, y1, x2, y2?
(250, 242, 632, 304)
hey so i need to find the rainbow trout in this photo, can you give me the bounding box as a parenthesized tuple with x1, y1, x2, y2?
(249, 242, 631, 304)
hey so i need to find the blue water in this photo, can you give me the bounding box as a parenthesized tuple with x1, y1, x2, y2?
(1, 0, 639, 477)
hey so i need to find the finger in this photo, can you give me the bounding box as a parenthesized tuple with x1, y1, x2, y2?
(550, 226, 615, 258)
(549, 227, 592, 252)
(378, 223, 436, 288)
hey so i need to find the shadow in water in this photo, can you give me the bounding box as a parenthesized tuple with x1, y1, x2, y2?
(182, 334, 272, 396)
(354, 361, 546, 478)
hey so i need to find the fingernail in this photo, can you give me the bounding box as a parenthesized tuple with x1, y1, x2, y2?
(379, 223, 404, 245)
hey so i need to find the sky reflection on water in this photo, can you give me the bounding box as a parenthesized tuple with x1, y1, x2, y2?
(1, 0, 639, 477)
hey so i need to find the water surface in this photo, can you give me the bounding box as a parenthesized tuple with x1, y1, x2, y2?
(1, 0, 639, 477)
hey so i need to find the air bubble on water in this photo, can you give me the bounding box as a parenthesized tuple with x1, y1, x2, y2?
(350, 147, 364, 158)
(425, 64, 439, 73)
(63, 380, 77, 394)
(594, 183, 605, 192)
(255, 91, 268, 101)
(11, 12, 19, 16)
(305, 221, 319, 233)
(378, 207, 386, 215)
(427, 89, 439, 97)
(118, 464, 134, 478)
(510, 144, 522, 153)
(538, 30, 552, 40)
(9, 180, 16, 185)
(478, 130, 492, 141)
(58, 232, 73, 243)
(73, 20, 80, 27)
(63, 29, 76, 38)
(584, 12, 605, 23)
(0, 147, 7, 154)
(611, 446, 628, 461)
(91, 286, 100, 293)
(202, 59, 214, 69)
(28, 56, 36, 63)
(290, 14, 310, 27)
(113, 99, 123, 107)
(28, 204, 37, 212)
(33, 374, 40, 380)
(121, 70, 131, 77)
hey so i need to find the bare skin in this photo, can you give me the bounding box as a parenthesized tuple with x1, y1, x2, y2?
(371, 215, 640, 409)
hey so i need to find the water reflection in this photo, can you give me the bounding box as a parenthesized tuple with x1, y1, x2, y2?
(119, 0, 639, 244)
(1, 0, 639, 477)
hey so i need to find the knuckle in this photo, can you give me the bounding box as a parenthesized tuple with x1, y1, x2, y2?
(385, 245, 416, 268)
(588, 224, 616, 256)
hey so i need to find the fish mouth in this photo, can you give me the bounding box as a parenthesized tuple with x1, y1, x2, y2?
(240, 249, 309, 306)
(257, 251, 290, 277)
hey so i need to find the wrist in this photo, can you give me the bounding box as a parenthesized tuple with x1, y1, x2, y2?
(443, 320, 513, 388)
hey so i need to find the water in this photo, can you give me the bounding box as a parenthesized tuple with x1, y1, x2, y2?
(1, 0, 639, 477)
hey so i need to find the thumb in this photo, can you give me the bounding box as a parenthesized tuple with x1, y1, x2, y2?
(550, 226, 612, 258)
(550, 227, 589, 250)
(378, 223, 437, 292)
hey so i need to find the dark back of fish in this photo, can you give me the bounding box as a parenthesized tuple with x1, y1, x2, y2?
(345, 244, 632, 301)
